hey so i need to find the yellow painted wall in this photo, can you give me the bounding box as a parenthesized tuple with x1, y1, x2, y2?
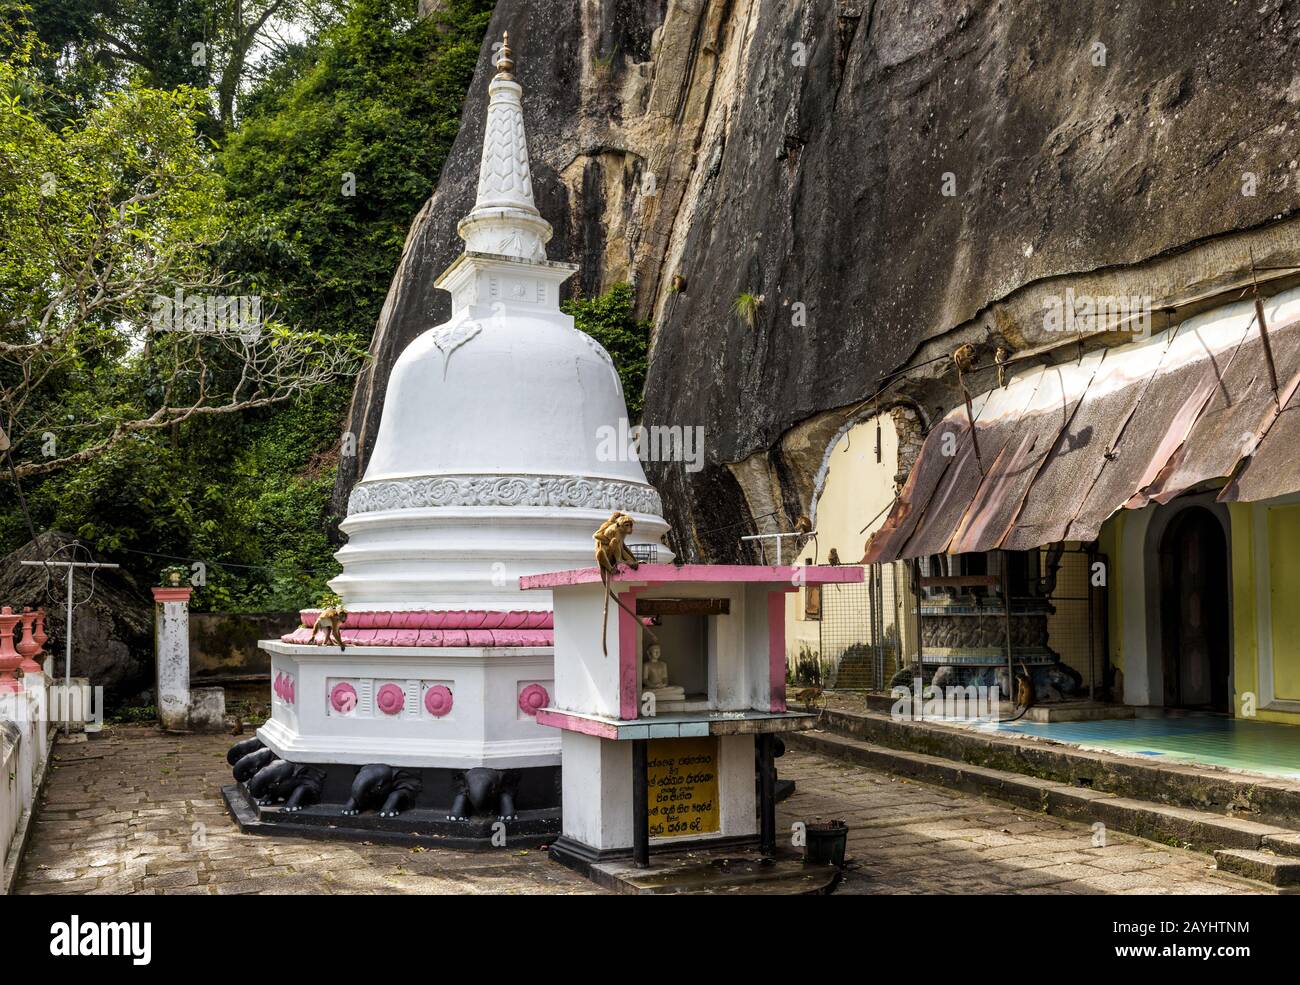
(1267, 506, 1300, 702)
(1229, 503, 1258, 721)
(1228, 502, 1300, 726)
(785, 414, 899, 672)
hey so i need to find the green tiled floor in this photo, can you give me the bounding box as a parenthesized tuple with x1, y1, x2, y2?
(975, 716, 1300, 780)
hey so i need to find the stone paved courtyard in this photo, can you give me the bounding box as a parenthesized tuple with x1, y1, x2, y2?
(14, 725, 1261, 895)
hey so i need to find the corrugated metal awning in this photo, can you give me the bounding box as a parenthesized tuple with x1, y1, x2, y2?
(864, 287, 1300, 562)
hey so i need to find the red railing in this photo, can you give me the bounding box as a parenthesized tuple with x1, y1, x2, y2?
(0, 606, 47, 692)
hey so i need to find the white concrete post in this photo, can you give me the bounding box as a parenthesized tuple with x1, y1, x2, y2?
(153, 587, 193, 731)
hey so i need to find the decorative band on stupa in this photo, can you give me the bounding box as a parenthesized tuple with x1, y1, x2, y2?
(347, 473, 664, 515)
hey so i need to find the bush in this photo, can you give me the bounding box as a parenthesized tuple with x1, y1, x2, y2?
(563, 283, 651, 419)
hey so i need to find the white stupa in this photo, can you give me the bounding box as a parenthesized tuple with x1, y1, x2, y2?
(252, 35, 670, 802)
(333, 38, 668, 610)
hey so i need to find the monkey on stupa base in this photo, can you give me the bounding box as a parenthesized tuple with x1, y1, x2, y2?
(310, 605, 347, 650)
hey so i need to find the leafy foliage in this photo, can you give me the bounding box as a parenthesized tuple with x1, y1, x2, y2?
(0, 1, 496, 613)
(220, 0, 494, 341)
(563, 283, 651, 419)
(3, 387, 352, 612)
(2, 0, 325, 131)
(0, 35, 360, 483)
(732, 290, 761, 329)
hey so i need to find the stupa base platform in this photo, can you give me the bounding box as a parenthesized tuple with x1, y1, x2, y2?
(550, 838, 841, 895)
(223, 781, 560, 849)
(258, 640, 560, 768)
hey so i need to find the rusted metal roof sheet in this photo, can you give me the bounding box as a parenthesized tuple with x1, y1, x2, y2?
(1064, 306, 1247, 541)
(901, 368, 1047, 558)
(1220, 362, 1300, 503)
(1144, 308, 1300, 506)
(951, 354, 1103, 554)
(863, 287, 1300, 562)
(998, 350, 1108, 551)
(861, 411, 981, 563)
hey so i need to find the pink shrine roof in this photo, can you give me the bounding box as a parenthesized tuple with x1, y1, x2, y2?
(519, 563, 863, 591)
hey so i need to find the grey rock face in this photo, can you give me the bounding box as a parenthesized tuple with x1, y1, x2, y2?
(335, 0, 1300, 559)
(0, 532, 152, 701)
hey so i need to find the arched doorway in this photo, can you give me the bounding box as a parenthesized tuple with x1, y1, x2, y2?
(1158, 506, 1230, 711)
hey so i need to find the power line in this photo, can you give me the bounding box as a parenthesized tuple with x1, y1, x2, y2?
(692, 508, 781, 538)
(109, 544, 338, 576)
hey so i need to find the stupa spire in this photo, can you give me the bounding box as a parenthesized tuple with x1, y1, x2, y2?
(496, 30, 514, 80)
(457, 31, 552, 261)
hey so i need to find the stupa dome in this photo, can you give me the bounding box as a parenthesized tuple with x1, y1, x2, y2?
(331, 36, 670, 611)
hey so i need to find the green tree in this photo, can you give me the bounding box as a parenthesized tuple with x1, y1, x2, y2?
(9, 387, 351, 611)
(220, 0, 494, 341)
(563, 283, 651, 419)
(0, 38, 360, 481)
(3, 0, 329, 130)
(0, 2, 498, 614)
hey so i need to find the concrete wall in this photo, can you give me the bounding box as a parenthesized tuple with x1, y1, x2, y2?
(1, 684, 53, 894)
(559, 730, 756, 853)
(189, 612, 299, 681)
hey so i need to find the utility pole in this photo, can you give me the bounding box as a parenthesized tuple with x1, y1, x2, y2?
(20, 558, 119, 736)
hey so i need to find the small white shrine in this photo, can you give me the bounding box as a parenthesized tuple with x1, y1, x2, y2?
(231, 36, 670, 839)
(521, 563, 861, 868)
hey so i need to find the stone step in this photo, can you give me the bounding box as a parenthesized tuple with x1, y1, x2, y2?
(585, 854, 840, 895)
(1261, 832, 1300, 858)
(1022, 702, 1136, 723)
(788, 729, 1297, 861)
(1213, 849, 1300, 887)
(807, 705, 1300, 829)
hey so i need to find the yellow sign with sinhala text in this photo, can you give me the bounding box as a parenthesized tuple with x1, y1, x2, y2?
(646, 736, 721, 838)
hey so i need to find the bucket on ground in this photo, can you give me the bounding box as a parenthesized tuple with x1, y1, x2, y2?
(804, 819, 848, 867)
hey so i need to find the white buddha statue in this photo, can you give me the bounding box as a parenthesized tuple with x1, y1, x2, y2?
(641, 643, 685, 702)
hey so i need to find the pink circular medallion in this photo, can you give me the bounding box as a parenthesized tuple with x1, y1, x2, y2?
(274, 673, 283, 699)
(376, 683, 405, 716)
(330, 681, 357, 714)
(517, 683, 549, 716)
(424, 685, 453, 717)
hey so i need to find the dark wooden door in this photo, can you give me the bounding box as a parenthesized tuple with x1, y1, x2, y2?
(1159, 507, 1230, 711)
